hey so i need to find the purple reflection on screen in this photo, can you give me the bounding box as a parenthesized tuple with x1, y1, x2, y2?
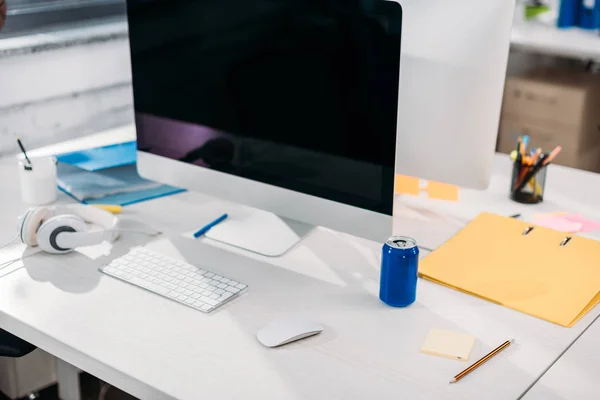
(136, 112, 226, 167)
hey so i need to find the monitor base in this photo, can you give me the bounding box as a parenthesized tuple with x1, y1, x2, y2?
(205, 206, 314, 257)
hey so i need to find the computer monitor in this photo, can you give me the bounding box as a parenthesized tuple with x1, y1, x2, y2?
(129, 0, 401, 255)
(395, 0, 514, 188)
(128, 0, 513, 255)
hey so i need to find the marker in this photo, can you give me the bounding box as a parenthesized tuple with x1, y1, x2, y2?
(92, 204, 122, 214)
(542, 146, 562, 166)
(193, 213, 228, 238)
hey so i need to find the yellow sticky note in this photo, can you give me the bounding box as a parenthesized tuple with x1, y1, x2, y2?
(420, 329, 476, 361)
(395, 175, 420, 196)
(426, 181, 459, 201)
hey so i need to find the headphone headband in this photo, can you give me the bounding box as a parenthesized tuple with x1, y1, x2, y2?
(53, 204, 119, 232)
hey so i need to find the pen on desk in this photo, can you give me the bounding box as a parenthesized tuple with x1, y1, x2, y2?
(509, 214, 521, 219)
(193, 213, 228, 238)
(16, 137, 32, 170)
(450, 338, 514, 384)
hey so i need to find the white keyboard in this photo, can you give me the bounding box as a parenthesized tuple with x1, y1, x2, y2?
(100, 247, 247, 313)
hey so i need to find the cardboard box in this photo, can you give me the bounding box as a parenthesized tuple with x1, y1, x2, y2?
(498, 115, 600, 172)
(502, 70, 600, 146)
(498, 69, 600, 172)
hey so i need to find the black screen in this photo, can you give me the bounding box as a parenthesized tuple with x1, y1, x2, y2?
(128, 0, 401, 215)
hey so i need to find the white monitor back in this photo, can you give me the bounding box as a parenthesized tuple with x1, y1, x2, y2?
(394, 0, 514, 189)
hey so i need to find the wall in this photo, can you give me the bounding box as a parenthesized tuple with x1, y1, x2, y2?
(0, 19, 133, 155)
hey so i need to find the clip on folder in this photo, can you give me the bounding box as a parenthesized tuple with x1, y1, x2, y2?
(419, 212, 600, 327)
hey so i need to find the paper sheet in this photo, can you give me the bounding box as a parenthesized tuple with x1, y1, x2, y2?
(532, 216, 582, 232)
(420, 329, 476, 361)
(395, 175, 420, 196)
(426, 181, 459, 201)
(564, 214, 600, 233)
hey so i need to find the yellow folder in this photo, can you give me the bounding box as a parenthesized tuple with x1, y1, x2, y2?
(419, 212, 600, 327)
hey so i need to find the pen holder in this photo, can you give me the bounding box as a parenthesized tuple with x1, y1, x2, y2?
(510, 161, 547, 204)
(18, 156, 58, 205)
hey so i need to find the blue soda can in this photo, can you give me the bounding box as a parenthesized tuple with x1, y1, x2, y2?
(379, 236, 419, 307)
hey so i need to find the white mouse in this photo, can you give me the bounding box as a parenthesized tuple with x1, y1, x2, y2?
(257, 318, 323, 348)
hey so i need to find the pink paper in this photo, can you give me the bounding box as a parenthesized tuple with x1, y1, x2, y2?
(532, 216, 582, 233)
(564, 214, 600, 233)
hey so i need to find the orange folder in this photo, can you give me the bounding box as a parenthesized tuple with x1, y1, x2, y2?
(419, 212, 600, 327)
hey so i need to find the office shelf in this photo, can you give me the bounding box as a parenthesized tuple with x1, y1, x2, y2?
(511, 21, 600, 60)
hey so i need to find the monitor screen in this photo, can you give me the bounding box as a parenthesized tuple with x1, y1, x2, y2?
(128, 0, 401, 215)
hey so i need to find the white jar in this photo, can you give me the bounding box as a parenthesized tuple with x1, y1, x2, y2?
(18, 156, 58, 205)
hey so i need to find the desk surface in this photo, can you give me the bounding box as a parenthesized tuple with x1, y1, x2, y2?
(523, 313, 600, 400)
(1, 126, 600, 400)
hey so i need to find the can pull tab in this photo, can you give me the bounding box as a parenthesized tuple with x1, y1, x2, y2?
(393, 239, 408, 247)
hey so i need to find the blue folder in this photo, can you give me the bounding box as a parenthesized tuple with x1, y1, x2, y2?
(56, 141, 185, 206)
(56, 141, 137, 171)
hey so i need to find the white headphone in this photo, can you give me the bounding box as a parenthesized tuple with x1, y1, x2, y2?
(19, 205, 121, 254)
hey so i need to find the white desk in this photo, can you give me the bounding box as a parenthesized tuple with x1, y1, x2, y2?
(1, 127, 599, 400)
(523, 314, 600, 400)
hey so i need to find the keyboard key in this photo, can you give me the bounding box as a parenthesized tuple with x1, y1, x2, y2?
(236, 283, 247, 290)
(226, 286, 240, 293)
(209, 293, 220, 300)
(215, 289, 225, 295)
(205, 272, 215, 278)
(202, 297, 219, 306)
(213, 275, 223, 281)
(183, 289, 193, 296)
(219, 292, 234, 301)
(200, 304, 213, 312)
(217, 283, 228, 289)
(191, 293, 200, 299)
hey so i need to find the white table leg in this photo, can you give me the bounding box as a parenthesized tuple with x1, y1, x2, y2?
(55, 358, 81, 400)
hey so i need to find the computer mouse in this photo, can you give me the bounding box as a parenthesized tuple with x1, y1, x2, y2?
(257, 318, 323, 348)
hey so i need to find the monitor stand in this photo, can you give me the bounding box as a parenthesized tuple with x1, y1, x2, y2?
(205, 206, 314, 257)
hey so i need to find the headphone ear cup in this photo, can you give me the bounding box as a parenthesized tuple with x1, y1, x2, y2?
(36, 215, 87, 254)
(19, 207, 53, 247)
